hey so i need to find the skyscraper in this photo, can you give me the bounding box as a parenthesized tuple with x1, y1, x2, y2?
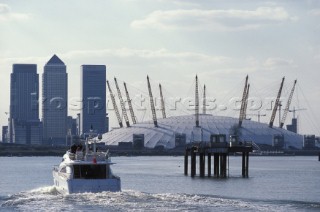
(8, 64, 42, 144)
(2, 126, 8, 143)
(42, 55, 68, 145)
(80, 65, 106, 136)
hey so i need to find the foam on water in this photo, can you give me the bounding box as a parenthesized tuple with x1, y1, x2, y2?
(1, 187, 319, 212)
(29, 186, 59, 195)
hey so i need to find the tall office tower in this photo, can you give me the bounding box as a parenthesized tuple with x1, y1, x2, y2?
(80, 65, 106, 136)
(42, 55, 68, 145)
(2, 126, 8, 143)
(8, 64, 42, 144)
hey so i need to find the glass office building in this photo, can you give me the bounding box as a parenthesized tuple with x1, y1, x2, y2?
(42, 55, 68, 145)
(9, 64, 42, 144)
(80, 65, 107, 136)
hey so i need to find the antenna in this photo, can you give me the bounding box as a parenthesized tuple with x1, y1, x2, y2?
(195, 75, 199, 127)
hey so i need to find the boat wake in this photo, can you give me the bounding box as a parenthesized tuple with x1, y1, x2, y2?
(29, 186, 60, 195)
(1, 187, 319, 212)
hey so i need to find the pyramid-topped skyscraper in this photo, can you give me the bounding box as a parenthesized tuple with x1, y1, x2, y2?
(42, 55, 68, 145)
(46, 54, 65, 65)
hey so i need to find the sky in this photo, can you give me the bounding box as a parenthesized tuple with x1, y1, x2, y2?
(0, 0, 320, 137)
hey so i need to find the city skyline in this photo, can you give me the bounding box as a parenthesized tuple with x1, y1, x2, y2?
(0, 1, 320, 136)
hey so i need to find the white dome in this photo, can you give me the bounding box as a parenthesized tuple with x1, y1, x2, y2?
(100, 114, 303, 149)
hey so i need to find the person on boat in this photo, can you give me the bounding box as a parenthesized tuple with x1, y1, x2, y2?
(71, 144, 77, 154)
(76, 144, 82, 152)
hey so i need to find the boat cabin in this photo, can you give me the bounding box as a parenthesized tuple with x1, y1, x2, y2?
(73, 164, 109, 179)
(54, 142, 117, 180)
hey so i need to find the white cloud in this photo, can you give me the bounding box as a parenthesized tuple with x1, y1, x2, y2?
(0, 56, 47, 70)
(0, 50, 296, 80)
(0, 4, 10, 14)
(131, 7, 297, 31)
(309, 9, 320, 16)
(263, 58, 293, 68)
(314, 54, 320, 62)
(122, 0, 200, 7)
(0, 3, 31, 22)
(158, 0, 200, 7)
(61, 48, 230, 65)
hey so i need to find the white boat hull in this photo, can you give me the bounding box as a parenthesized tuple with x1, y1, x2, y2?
(53, 170, 121, 194)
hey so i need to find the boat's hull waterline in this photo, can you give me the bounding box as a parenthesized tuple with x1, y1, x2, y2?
(53, 170, 121, 194)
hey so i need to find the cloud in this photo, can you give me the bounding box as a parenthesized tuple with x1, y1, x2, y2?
(0, 56, 46, 67)
(131, 7, 297, 31)
(0, 4, 10, 14)
(0, 3, 31, 22)
(158, 0, 200, 7)
(0, 48, 232, 78)
(314, 54, 320, 62)
(263, 58, 293, 68)
(122, 0, 200, 7)
(309, 9, 320, 16)
(0, 48, 232, 91)
(1, 50, 295, 80)
(61, 48, 230, 65)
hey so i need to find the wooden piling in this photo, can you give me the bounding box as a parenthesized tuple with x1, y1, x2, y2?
(227, 154, 229, 177)
(245, 152, 249, 177)
(242, 152, 246, 178)
(214, 153, 219, 177)
(219, 153, 227, 178)
(184, 149, 188, 175)
(191, 148, 196, 177)
(207, 153, 211, 177)
(219, 153, 223, 177)
(199, 152, 205, 177)
(223, 153, 227, 178)
(219, 154, 223, 178)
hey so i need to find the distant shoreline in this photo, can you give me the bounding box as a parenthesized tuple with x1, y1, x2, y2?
(1, 143, 319, 157)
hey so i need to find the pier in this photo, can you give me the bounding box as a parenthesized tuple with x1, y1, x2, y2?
(184, 140, 253, 178)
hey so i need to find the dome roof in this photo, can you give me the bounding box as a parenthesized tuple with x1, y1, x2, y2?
(100, 114, 303, 149)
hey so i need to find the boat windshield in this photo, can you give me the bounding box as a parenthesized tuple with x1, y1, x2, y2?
(73, 164, 108, 179)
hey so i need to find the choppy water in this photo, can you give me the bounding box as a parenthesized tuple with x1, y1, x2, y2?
(1, 156, 320, 211)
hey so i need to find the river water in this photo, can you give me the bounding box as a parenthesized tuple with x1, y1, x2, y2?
(0, 156, 319, 211)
